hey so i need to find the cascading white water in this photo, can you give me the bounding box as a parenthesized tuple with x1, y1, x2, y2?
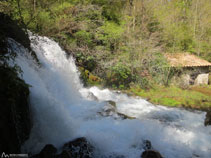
(11, 35, 211, 158)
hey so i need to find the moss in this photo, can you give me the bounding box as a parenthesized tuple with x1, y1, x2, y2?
(78, 66, 102, 86)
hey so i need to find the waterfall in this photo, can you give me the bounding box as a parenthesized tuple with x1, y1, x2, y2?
(10, 35, 211, 158)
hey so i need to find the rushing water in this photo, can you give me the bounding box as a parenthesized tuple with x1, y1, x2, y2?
(10, 35, 211, 158)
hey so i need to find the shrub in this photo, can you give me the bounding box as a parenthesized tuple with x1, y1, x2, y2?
(96, 21, 124, 51)
(75, 30, 94, 48)
(76, 53, 96, 72)
(106, 63, 134, 89)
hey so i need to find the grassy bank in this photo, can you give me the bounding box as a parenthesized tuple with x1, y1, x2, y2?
(79, 67, 211, 111)
(123, 85, 211, 111)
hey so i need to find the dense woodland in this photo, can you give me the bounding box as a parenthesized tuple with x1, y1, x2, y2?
(1, 0, 211, 89)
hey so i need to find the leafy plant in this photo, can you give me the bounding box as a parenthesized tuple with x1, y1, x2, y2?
(106, 62, 134, 89)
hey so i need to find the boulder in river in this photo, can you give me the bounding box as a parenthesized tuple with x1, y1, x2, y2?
(36, 144, 57, 158)
(98, 100, 136, 119)
(142, 140, 152, 150)
(87, 92, 98, 101)
(98, 100, 117, 117)
(59, 137, 94, 158)
(107, 100, 116, 107)
(139, 140, 163, 158)
(141, 149, 163, 158)
(204, 110, 211, 126)
(117, 112, 136, 120)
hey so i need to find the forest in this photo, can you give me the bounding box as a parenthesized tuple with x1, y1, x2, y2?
(1, 0, 211, 109)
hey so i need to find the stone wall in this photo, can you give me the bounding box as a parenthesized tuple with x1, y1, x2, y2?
(171, 67, 210, 86)
(194, 74, 209, 85)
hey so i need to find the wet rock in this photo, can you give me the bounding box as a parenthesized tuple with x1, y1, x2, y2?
(141, 149, 163, 158)
(114, 156, 125, 158)
(98, 101, 117, 117)
(107, 100, 116, 107)
(107, 154, 125, 158)
(98, 100, 136, 119)
(87, 92, 98, 101)
(58, 150, 71, 158)
(117, 112, 136, 120)
(0, 13, 33, 154)
(132, 139, 152, 151)
(59, 137, 94, 158)
(38, 144, 57, 158)
(104, 100, 117, 113)
(143, 140, 152, 150)
(204, 110, 211, 126)
(0, 66, 31, 153)
(192, 153, 200, 157)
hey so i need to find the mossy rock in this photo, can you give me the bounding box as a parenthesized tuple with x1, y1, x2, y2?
(78, 66, 102, 86)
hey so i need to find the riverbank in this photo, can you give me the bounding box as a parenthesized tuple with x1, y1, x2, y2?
(123, 85, 211, 111)
(79, 67, 211, 111)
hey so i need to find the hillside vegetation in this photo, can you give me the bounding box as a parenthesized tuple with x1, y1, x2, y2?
(1, 0, 211, 109)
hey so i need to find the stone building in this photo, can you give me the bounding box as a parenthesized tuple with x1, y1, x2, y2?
(164, 53, 211, 86)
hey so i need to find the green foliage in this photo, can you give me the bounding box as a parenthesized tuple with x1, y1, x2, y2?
(76, 53, 96, 72)
(128, 85, 211, 109)
(106, 62, 134, 89)
(96, 21, 124, 50)
(75, 30, 94, 47)
(91, 0, 124, 23)
(36, 11, 54, 32)
(154, 98, 181, 107)
(78, 66, 101, 86)
(138, 77, 151, 90)
(51, 2, 73, 13)
(149, 53, 172, 86)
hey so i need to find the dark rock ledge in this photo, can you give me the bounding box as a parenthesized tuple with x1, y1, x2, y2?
(0, 13, 32, 154)
(32, 137, 94, 158)
(33, 137, 164, 158)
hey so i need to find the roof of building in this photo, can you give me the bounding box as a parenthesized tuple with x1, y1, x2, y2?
(164, 53, 211, 67)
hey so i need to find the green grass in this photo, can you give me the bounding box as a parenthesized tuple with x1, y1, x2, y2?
(126, 85, 211, 110)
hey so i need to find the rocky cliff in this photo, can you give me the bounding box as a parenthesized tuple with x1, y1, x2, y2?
(0, 13, 32, 153)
